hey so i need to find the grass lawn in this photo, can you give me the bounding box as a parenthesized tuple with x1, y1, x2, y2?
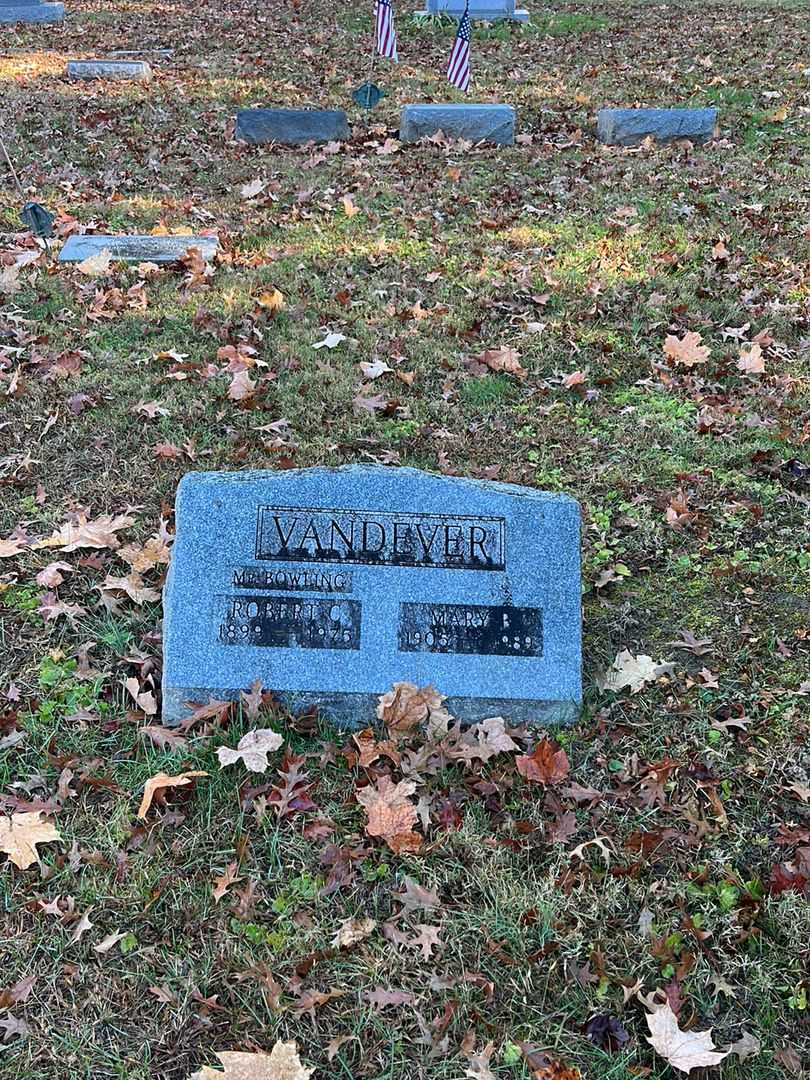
(1, 0, 809, 1076)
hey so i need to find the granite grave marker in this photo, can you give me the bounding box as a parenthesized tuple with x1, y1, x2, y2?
(597, 107, 718, 146)
(0, 0, 64, 23)
(162, 466, 581, 727)
(59, 234, 218, 264)
(66, 60, 153, 81)
(235, 109, 350, 146)
(415, 0, 529, 22)
(400, 104, 515, 145)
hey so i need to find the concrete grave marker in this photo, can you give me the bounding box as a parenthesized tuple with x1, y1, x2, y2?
(400, 104, 515, 145)
(66, 60, 153, 81)
(597, 107, 718, 146)
(235, 109, 350, 146)
(59, 234, 218, 265)
(162, 466, 581, 727)
(416, 0, 529, 22)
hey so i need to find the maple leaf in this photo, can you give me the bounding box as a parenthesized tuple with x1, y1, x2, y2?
(516, 737, 570, 785)
(332, 916, 376, 949)
(645, 999, 729, 1074)
(190, 1042, 314, 1080)
(663, 331, 711, 367)
(376, 682, 449, 739)
(0, 812, 61, 869)
(476, 346, 526, 380)
(601, 650, 675, 693)
(217, 729, 283, 773)
(137, 771, 208, 818)
(356, 776, 421, 853)
(737, 342, 765, 374)
(37, 513, 134, 552)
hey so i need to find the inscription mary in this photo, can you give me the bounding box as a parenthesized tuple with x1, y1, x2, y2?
(256, 507, 505, 570)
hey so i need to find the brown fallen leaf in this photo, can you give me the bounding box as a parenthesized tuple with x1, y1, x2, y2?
(363, 987, 416, 1011)
(137, 771, 208, 819)
(190, 1042, 314, 1079)
(213, 862, 240, 903)
(93, 930, 129, 954)
(516, 737, 570, 785)
(645, 999, 729, 1074)
(737, 342, 765, 374)
(356, 776, 421, 853)
(0, 812, 62, 869)
(36, 513, 134, 553)
(376, 682, 449, 738)
(291, 986, 345, 1020)
(600, 650, 674, 693)
(475, 346, 527, 380)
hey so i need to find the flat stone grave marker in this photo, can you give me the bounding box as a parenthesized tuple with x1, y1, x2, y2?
(597, 107, 718, 146)
(400, 104, 515, 145)
(59, 234, 218, 265)
(0, 0, 64, 23)
(66, 60, 153, 81)
(235, 108, 350, 146)
(416, 0, 529, 21)
(162, 466, 582, 728)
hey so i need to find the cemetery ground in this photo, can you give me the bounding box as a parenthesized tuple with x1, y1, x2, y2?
(1, 0, 809, 1076)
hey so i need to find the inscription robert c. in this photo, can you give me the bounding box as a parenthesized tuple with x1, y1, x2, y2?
(255, 507, 505, 570)
(398, 602, 543, 657)
(219, 595, 361, 650)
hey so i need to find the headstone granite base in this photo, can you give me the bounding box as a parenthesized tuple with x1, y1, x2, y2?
(162, 466, 582, 728)
(0, 2, 64, 22)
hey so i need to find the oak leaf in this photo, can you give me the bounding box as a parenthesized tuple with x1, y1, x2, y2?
(356, 776, 421, 853)
(516, 737, 570, 785)
(0, 812, 62, 869)
(645, 1000, 729, 1074)
(213, 862, 240, 903)
(601, 650, 674, 693)
(137, 771, 207, 819)
(663, 331, 711, 367)
(217, 729, 283, 773)
(190, 1042, 314, 1080)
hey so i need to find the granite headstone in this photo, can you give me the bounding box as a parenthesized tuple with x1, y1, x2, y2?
(0, 0, 64, 22)
(235, 109, 350, 146)
(59, 234, 218, 264)
(66, 60, 153, 81)
(400, 104, 515, 145)
(162, 466, 581, 728)
(416, 0, 529, 21)
(597, 107, 718, 146)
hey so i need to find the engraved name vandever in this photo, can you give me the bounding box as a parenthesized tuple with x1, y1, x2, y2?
(255, 507, 505, 570)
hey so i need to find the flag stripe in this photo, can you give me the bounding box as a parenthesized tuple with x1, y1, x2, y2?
(375, 0, 398, 60)
(447, 5, 471, 91)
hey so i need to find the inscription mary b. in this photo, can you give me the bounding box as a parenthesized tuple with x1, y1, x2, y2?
(256, 507, 506, 571)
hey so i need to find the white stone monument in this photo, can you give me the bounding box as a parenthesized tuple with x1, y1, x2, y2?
(416, 0, 529, 22)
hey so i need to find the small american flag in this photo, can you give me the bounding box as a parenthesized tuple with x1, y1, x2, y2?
(447, 4, 471, 92)
(375, 0, 398, 61)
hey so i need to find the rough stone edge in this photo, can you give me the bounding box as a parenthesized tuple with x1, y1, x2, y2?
(413, 7, 530, 20)
(162, 686, 580, 729)
(400, 104, 516, 145)
(173, 464, 582, 514)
